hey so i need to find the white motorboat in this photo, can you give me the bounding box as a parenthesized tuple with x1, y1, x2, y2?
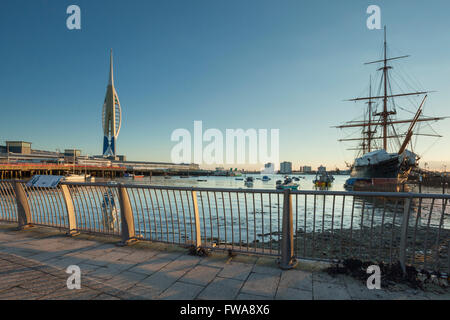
(63, 174, 90, 182)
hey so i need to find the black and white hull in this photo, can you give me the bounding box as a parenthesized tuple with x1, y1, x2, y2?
(350, 149, 417, 183)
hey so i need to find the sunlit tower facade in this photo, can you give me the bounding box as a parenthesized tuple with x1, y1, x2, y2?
(102, 49, 122, 157)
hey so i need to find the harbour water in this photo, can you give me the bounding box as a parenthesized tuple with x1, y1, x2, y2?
(115, 173, 341, 190)
(108, 173, 447, 194)
(86, 174, 450, 242)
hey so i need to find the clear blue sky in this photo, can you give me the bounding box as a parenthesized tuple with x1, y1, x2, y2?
(1, 0, 449, 170)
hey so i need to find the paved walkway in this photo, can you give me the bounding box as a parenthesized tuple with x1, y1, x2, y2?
(0, 222, 448, 300)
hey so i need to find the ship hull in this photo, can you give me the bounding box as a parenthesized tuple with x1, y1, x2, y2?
(350, 155, 413, 183)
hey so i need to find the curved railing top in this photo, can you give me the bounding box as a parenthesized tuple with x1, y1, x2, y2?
(2, 178, 449, 199)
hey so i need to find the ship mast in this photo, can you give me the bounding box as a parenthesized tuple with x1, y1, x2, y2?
(373, 26, 398, 151)
(382, 27, 389, 149)
(361, 77, 374, 154)
(334, 26, 445, 155)
(367, 76, 374, 153)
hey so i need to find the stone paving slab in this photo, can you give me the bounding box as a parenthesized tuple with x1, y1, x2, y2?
(240, 272, 280, 298)
(180, 265, 221, 286)
(313, 282, 352, 300)
(278, 269, 313, 292)
(218, 261, 253, 280)
(197, 277, 244, 300)
(160, 281, 204, 300)
(276, 287, 313, 300)
(0, 222, 448, 300)
(236, 293, 272, 300)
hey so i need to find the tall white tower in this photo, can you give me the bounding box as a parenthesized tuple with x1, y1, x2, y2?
(102, 49, 122, 157)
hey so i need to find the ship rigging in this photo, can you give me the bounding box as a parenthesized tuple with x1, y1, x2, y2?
(334, 27, 447, 186)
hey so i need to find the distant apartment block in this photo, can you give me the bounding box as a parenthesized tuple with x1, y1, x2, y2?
(265, 162, 273, 169)
(262, 162, 275, 174)
(280, 161, 292, 174)
(300, 166, 312, 173)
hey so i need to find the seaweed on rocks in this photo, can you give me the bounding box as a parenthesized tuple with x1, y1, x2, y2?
(188, 245, 211, 257)
(325, 258, 448, 291)
(228, 249, 237, 258)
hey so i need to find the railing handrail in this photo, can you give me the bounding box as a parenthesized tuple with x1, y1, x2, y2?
(1, 179, 450, 199)
(55, 181, 450, 199)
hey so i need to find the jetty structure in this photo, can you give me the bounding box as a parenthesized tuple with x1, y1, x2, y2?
(335, 27, 448, 190)
(102, 49, 122, 158)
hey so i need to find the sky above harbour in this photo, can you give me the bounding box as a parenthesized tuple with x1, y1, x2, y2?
(1, 0, 450, 170)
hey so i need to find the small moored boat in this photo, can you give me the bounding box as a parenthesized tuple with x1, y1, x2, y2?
(276, 177, 299, 190)
(244, 177, 254, 187)
(63, 174, 90, 182)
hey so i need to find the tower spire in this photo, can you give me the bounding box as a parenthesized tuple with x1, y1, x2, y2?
(102, 49, 122, 157)
(109, 48, 114, 86)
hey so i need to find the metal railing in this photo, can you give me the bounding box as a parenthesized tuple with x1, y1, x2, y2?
(0, 179, 448, 273)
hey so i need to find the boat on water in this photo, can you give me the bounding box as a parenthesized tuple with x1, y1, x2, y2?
(213, 167, 228, 176)
(343, 177, 371, 190)
(335, 27, 447, 191)
(313, 167, 334, 188)
(244, 176, 254, 187)
(133, 175, 144, 179)
(63, 174, 91, 182)
(229, 168, 242, 177)
(124, 173, 134, 178)
(276, 177, 299, 190)
(261, 176, 271, 182)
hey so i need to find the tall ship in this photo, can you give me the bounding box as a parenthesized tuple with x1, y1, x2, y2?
(336, 27, 447, 189)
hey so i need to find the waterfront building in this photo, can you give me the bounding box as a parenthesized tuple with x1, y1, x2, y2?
(64, 149, 82, 164)
(102, 49, 122, 157)
(280, 161, 292, 174)
(300, 166, 312, 173)
(261, 162, 275, 174)
(64, 149, 81, 157)
(5, 141, 32, 154)
(265, 162, 273, 169)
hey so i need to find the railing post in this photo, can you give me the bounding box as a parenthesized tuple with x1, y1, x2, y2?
(399, 196, 412, 276)
(279, 189, 297, 270)
(191, 190, 202, 249)
(60, 184, 79, 236)
(13, 181, 33, 230)
(117, 184, 138, 246)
